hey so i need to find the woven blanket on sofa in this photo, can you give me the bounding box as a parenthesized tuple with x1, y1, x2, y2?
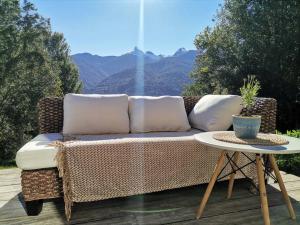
(54, 135, 257, 220)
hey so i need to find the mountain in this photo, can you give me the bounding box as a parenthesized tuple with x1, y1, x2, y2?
(72, 48, 198, 95)
(72, 53, 113, 90)
(173, 47, 188, 56)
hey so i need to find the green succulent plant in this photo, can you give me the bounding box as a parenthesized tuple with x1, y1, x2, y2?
(240, 75, 261, 116)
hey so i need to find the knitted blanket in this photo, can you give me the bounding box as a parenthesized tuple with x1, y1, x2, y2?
(54, 136, 257, 221)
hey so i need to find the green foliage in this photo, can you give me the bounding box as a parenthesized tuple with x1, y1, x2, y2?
(0, 0, 81, 165)
(240, 75, 260, 113)
(46, 32, 82, 94)
(0, 165, 16, 170)
(276, 130, 300, 175)
(184, 0, 300, 131)
(285, 130, 300, 138)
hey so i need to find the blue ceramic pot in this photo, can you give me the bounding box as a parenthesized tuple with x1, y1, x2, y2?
(232, 115, 261, 139)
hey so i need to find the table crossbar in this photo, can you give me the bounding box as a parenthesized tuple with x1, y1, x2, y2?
(216, 152, 278, 189)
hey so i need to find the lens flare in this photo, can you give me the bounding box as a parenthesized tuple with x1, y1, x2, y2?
(135, 0, 144, 96)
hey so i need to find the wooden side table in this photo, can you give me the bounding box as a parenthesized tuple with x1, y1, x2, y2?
(194, 131, 300, 225)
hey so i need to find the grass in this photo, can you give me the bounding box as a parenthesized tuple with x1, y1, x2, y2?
(0, 165, 16, 170)
(0, 160, 16, 170)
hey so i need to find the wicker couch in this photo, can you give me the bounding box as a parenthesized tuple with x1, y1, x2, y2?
(16, 96, 277, 216)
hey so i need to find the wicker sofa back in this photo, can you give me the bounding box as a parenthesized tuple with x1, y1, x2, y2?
(38, 96, 277, 134)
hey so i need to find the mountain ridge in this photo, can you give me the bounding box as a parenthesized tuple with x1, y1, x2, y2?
(72, 48, 198, 95)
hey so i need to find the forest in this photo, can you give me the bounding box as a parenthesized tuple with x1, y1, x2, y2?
(185, 0, 299, 132)
(0, 0, 81, 165)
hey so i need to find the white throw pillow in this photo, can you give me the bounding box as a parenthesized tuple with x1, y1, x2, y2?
(63, 94, 129, 135)
(129, 96, 191, 133)
(188, 95, 243, 131)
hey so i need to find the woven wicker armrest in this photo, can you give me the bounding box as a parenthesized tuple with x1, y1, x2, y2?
(38, 97, 63, 134)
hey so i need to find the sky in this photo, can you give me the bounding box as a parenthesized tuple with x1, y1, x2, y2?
(32, 0, 223, 56)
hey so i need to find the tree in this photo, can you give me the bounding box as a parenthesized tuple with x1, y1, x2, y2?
(46, 32, 82, 94)
(184, 0, 300, 131)
(0, 0, 81, 165)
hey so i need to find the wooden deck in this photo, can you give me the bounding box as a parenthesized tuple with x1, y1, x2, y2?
(1, 169, 300, 225)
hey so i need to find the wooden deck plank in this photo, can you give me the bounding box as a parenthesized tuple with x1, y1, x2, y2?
(171, 204, 300, 225)
(1, 169, 300, 225)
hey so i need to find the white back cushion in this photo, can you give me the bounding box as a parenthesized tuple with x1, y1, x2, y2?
(63, 94, 129, 135)
(129, 96, 191, 133)
(188, 95, 243, 131)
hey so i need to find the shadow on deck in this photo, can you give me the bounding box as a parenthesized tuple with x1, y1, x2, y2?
(1, 168, 300, 225)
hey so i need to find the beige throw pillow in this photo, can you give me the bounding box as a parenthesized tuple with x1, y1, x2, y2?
(129, 96, 191, 133)
(188, 95, 243, 131)
(63, 94, 129, 135)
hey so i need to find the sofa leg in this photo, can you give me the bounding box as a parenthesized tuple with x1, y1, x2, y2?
(24, 200, 43, 216)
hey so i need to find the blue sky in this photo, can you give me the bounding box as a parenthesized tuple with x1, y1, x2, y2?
(32, 0, 223, 56)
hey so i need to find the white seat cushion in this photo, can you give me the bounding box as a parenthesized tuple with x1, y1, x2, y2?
(16, 130, 202, 170)
(188, 95, 243, 131)
(63, 94, 130, 135)
(16, 133, 63, 170)
(129, 96, 191, 133)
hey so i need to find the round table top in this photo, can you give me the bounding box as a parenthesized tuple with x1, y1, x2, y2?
(194, 131, 300, 155)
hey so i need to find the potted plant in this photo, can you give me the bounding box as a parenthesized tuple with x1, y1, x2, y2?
(233, 75, 261, 139)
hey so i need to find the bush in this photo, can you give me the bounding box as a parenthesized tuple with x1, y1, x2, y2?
(276, 130, 300, 175)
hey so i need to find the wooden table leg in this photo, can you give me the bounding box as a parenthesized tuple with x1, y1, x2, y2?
(227, 152, 240, 199)
(256, 154, 271, 225)
(196, 150, 226, 219)
(269, 154, 296, 220)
